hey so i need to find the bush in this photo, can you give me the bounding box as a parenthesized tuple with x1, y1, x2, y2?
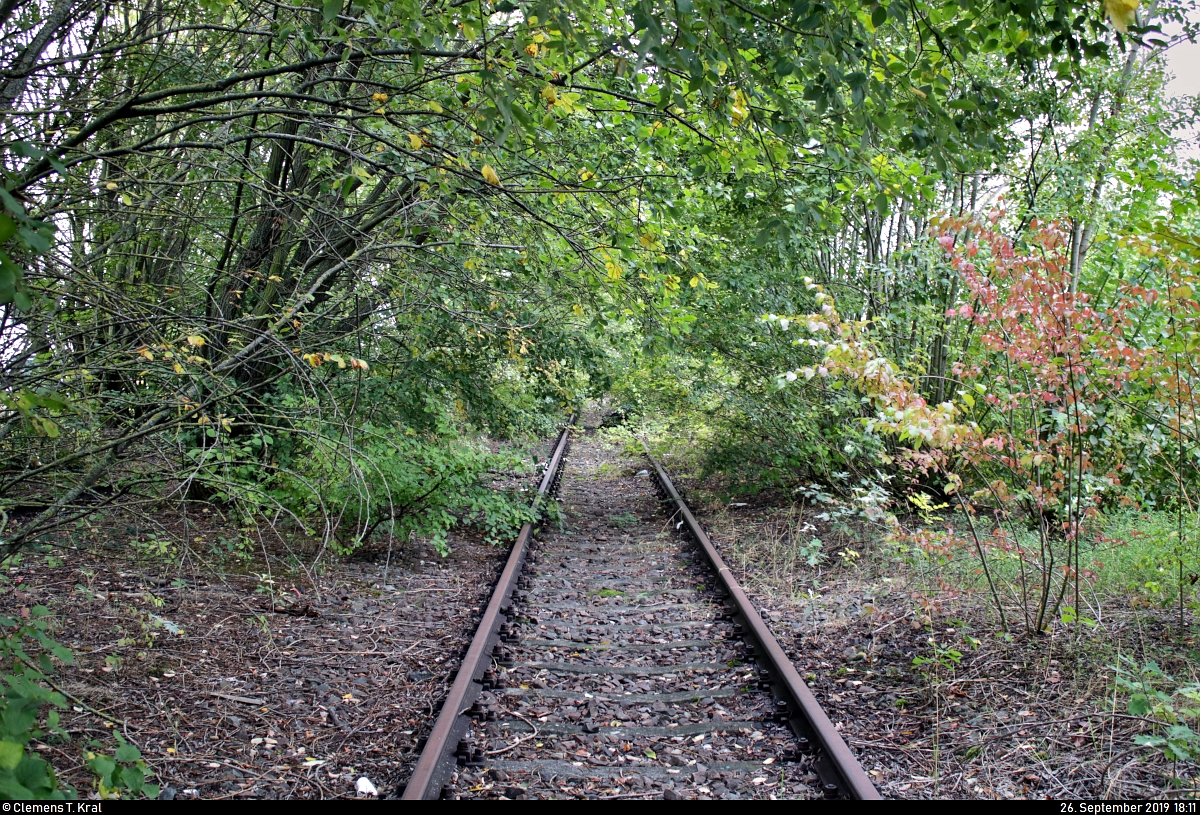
(0, 604, 160, 800)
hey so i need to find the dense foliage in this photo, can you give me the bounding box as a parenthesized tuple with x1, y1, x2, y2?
(2, 0, 1199, 797)
(2, 0, 1171, 552)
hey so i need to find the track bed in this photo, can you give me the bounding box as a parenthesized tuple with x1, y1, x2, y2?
(405, 417, 877, 800)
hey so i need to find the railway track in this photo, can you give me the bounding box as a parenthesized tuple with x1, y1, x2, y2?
(400, 417, 880, 800)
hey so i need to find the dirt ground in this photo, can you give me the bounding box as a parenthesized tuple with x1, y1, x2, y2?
(7, 427, 1197, 799)
(1, 511, 519, 799)
(671, 463, 1200, 800)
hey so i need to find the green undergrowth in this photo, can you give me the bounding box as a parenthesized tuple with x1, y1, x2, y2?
(0, 593, 159, 800)
(886, 509, 1200, 622)
(595, 414, 714, 485)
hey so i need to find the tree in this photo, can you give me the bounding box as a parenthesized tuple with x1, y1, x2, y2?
(0, 0, 1129, 553)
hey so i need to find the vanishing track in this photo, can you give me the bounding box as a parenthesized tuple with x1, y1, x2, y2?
(401, 416, 879, 800)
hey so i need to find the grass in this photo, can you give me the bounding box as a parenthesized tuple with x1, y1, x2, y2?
(890, 509, 1200, 627)
(1090, 511, 1200, 608)
(705, 498, 1200, 798)
(607, 511, 639, 529)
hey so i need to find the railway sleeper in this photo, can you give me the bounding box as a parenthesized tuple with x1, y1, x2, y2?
(402, 417, 878, 800)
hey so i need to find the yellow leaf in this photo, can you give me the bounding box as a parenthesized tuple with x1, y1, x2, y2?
(580, 169, 594, 181)
(689, 276, 700, 287)
(525, 43, 539, 57)
(540, 85, 557, 105)
(408, 133, 424, 150)
(731, 89, 749, 126)
(481, 165, 501, 185)
(472, 133, 483, 145)
(371, 92, 388, 103)
(1105, 0, 1138, 31)
(572, 304, 584, 316)
(186, 335, 205, 347)
(136, 346, 154, 361)
(105, 182, 118, 190)
(426, 99, 443, 113)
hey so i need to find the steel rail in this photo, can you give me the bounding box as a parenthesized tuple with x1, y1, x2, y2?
(400, 418, 574, 800)
(644, 444, 882, 801)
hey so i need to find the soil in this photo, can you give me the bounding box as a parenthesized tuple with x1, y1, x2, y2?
(7, 416, 1196, 799)
(3, 510, 518, 798)
(676, 470, 1200, 800)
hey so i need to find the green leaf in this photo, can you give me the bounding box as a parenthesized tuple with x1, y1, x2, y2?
(0, 187, 26, 217)
(13, 754, 55, 795)
(122, 764, 145, 793)
(322, 0, 341, 23)
(114, 743, 139, 763)
(871, 5, 887, 27)
(0, 213, 15, 244)
(0, 742, 24, 770)
(0, 774, 35, 799)
(1127, 694, 1151, 716)
(88, 754, 116, 782)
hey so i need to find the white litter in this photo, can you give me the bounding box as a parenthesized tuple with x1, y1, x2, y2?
(356, 777, 379, 797)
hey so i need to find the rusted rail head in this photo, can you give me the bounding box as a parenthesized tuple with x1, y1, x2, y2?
(400, 418, 574, 800)
(643, 445, 882, 801)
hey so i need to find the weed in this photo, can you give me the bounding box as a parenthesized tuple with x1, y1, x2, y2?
(607, 512, 638, 529)
(1113, 657, 1200, 765)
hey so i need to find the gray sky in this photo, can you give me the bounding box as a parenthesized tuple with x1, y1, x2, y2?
(1159, 15, 1199, 161)
(1164, 26, 1200, 97)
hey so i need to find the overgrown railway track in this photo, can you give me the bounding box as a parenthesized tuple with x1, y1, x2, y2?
(399, 418, 880, 800)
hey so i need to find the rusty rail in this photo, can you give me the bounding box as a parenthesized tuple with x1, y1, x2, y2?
(399, 418, 574, 800)
(643, 445, 882, 801)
